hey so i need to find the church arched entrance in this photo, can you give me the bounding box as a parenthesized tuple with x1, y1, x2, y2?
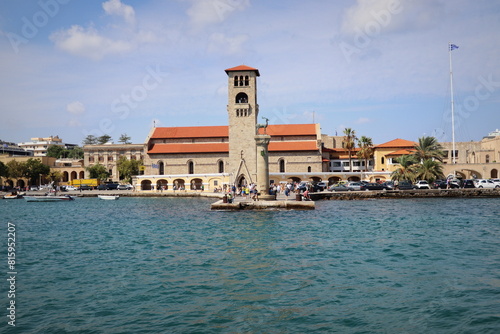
(237, 175, 247, 187)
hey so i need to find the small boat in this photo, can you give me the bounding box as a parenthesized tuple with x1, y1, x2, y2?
(24, 195, 75, 202)
(3, 192, 23, 199)
(98, 195, 119, 200)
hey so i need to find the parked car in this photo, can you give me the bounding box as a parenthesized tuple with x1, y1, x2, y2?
(312, 182, 327, 192)
(461, 179, 475, 188)
(364, 182, 386, 191)
(65, 185, 77, 191)
(328, 184, 353, 192)
(433, 180, 447, 189)
(474, 179, 498, 188)
(414, 180, 430, 189)
(397, 181, 415, 190)
(381, 181, 394, 190)
(433, 179, 460, 189)
(491, 179, 500, 187)
(117, 184, 133, 190)
(97, 184, 108, 190)
(346, 182, 365, 191)
(79, 185, 93, 190)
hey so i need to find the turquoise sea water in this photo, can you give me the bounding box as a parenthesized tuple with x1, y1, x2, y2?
(1, 197, 499, 333)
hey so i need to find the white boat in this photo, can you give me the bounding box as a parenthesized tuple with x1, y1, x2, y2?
(24, 195, 75, 202)
(3, 193, 23, 199)
(98, 195, 119, 200)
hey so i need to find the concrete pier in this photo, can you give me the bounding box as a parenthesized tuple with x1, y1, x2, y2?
(210, 198, 315, 211)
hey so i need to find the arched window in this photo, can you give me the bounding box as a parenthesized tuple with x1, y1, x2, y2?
(381, 157, 385, 164)
(235, 92, 248, 104)
(234, 76, 238, 86)
(491, 169, 498, 178)
(239, 76, 244, 86)
(218, 160, 224, 173)
(188, 161, 194, 174)
(307, 166, 312, 173)
(244, 75, 249, 86)
(486, 154, 490, 163)
(279, 159, 285, 173)
(159, 161, 164, 175)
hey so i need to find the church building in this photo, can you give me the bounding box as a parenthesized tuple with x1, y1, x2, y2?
(137, 65, 326, 191)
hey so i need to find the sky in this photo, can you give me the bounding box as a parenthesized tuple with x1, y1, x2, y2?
(1, 0, 499, 147)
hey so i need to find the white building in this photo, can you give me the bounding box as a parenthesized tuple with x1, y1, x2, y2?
(18, 136, 76, 157)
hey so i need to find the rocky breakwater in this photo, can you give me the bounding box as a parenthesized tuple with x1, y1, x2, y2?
(310, 188, 500, 201)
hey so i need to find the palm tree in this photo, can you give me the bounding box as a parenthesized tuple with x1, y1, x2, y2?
(357, 136, 373, 172)
(342, 128, 357, 172)
(414, 136, 446, 162)
(391, 155, 418, 182)
(415, 159, 444, 183)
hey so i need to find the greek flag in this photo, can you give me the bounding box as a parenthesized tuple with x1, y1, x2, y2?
(449, 44, 459, 51)
(152, 163, 159, 168)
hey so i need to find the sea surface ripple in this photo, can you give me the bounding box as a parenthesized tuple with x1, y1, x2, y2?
(1, 197, 499, 333)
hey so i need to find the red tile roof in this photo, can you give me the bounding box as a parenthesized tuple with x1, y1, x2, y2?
(375, 138, 416, 148)
(225, 65, 260, 76)
(151, 124, 318, 140)
(151, 126, 228, 139)
(386, 149, 415, 156)
(148, 143, 229, 154)
(263, 124, 317, 136)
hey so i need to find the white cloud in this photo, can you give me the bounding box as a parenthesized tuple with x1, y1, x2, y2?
(50, 25, 134, 60)
(187, 0, 250, 27)
(207, 32, 248, 55)
(103, 0, 136, 25)
(341, 0, 445, 35)
(66, 101, 86, 115)
(355, 117, 371, 124)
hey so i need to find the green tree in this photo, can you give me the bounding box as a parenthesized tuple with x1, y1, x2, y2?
(391, 155, 418, 182)
(46, 145, 65, 158)
(415, 159, 445, 183)
(118, 134, 132, 144)
(86, 163, 110, 181)
(0, 161, 8, 186)
(25, 158, 50, 185)
(342, 128, 357, 172)
(357, 136, 373, 172)
(97, 135, 112, 145)
(82, 135, 98, 145)
(6, 160, 26, 180)
(117, 156, 142, 183)
(47, 170, 63, 184)
(413, 136, 446, 162)
(67, 147, 84, 159)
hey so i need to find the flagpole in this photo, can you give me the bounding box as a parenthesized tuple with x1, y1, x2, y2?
(449, 42, 456, 169)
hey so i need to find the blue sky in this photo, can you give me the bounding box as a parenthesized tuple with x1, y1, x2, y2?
(1, 0, 499, 146)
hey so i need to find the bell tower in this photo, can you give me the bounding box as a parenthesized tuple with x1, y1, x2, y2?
(225, 65, 260, 186)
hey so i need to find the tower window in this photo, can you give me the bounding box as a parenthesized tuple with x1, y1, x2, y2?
(239, 76, 244, 86)
(279, 159, 285, 173)
(244, 75, 249, 86)
(235, 92, 248, 104)
(234, 77, 238, 86)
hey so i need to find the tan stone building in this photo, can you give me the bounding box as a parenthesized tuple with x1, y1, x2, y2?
(83, 143, 145, 182)
(441, 129, 500, 179)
